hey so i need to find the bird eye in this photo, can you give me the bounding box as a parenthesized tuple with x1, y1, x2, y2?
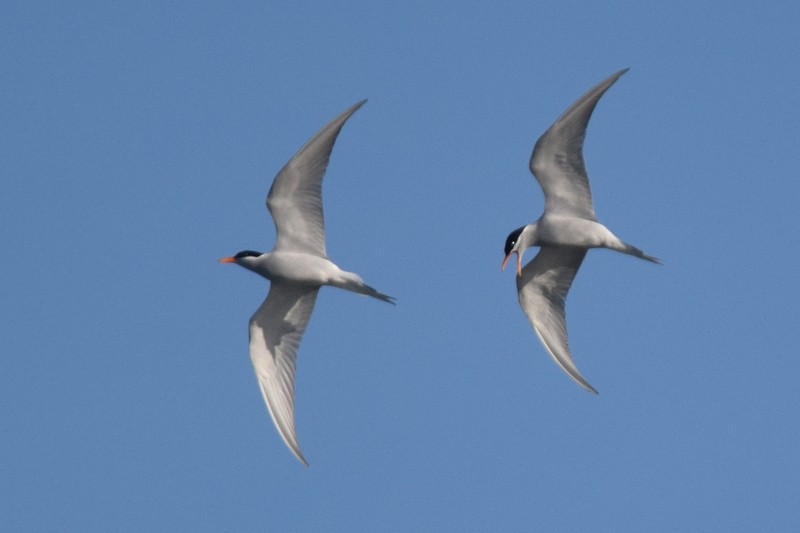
(504, 227, 524, 256)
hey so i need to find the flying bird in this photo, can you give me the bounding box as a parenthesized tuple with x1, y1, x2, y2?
(220, 100, 395, 465)
(501, 69, 660, 394)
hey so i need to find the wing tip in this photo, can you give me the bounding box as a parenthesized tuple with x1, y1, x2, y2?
(254, 375, 311, 466)
(581, 380, 599, 395)
(533, 327, 599, 395)
(561, 359, 598, 395)
(290, 445, 310, 467)
(564, 367, 599, 395)
(276, 419, 310, 467)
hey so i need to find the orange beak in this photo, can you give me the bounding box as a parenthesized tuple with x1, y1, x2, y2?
(500, 252, 523, 277)
(218, 257, 236, 263)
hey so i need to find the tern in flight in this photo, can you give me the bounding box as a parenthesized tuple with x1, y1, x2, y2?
(501, 69, 660, 394)
(221, 100, 395, 465)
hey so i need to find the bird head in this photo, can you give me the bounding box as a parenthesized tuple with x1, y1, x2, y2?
(219, 250, 263, 270)
(501, 226, 526, 276)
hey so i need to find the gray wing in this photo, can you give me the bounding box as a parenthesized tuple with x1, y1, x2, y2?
(529, 69, 628, 220)
(249, 282, 320, 466)
(516, 246, 596, 394)
(267, 100, 366, 257)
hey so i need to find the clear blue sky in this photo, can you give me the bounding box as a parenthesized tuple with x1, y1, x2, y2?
(2, 1, 799, 531)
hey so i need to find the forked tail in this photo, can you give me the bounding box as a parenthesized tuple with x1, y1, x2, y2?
(335, 272, 396, 304)
(356, 283, 397, 304)
(622, 242, 662, 264)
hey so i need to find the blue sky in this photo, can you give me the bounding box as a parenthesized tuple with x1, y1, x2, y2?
(2, 1, 799, 531)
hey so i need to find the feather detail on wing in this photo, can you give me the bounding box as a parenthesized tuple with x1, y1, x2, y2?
(249, 283, 320, 465)
(529, 69, 628, 220)
(267, 100, 366, 257)
(516, 246, 597, 394)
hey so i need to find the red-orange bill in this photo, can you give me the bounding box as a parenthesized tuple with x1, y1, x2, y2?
(501, 253, 522, 276)
(501, 254, 511, 272)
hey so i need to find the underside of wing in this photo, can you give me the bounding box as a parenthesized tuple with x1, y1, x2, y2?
(529, 69, 628, 220)
(516, 246, 596, 394)
(267, 100, 367, 257)
(249, 282, 320, 465)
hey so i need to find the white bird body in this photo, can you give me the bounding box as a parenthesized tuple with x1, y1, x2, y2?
(502, 69, 660, 394)
(518, 216, 624, 250)
(236, 251, 360, 287)
(221, 100, 394, 466)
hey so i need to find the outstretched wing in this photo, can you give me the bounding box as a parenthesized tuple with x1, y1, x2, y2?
(249, 282, 320, 465)
(266, 100, 366, 257)
(516, 246, 596, 394)
(529, 69, 628, 220)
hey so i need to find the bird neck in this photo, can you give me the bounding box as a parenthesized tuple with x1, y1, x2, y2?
(518, 223, 540, 252)
(238, 252, 271, 278)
